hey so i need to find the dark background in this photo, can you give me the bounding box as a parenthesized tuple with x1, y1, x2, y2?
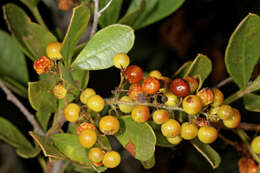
(0, 0, 260, 172)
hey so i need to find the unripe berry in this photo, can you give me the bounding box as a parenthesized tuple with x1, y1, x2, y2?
(217, 105, 233, 120)
(99, 116, 120, 135)
(46, 42, 62, 60)
(152, 109, 169, 125)
(88, 147, 104, 163)
(87, 95, 104, 112)
(161, 119, 181, 138)
(197, 88, 214, 106)
(128, 83, 143, 100)
(251, 136, 260, 154)
(223, 108, 241, 128)
(80, 88, 96, 104)
(183, 76, 198, 93)
(118, 96, 134, 113)
(53, 84, 67, 99)
(113, 53, 130, 69)
(170, 78, 190, 97)
(125, 65, 143, 84)
(212, 88, 224, 107)
(64, 103, 80, 122)
(164, 92, 179, 106)
(102, 151, 121, 168)
(167, 136, 182, 145)
(181, 122, 198, 140)
(198, 126, 218, 144)
(149, 70, 162, 79)
(33, 56, 54, 74)
(142, 76, 160, 94)
(131, 105, 150, 123)
(77, 122, 96, 135)
(79, 129, 97, 148)
(182, 95, 203, 115)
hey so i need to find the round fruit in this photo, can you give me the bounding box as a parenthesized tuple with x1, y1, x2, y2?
(77, 122, 96, 135)
(87, 95, 105, 112)
(46, 42, 62, 60)
(131, 105, 150, 123)
(64, 103, 80, 122)
(149, 70, 162, 79)
(113, 53, 130, 69)
(33, 56, 54, 74)
(170, 78, 190, 97)
(79, 129, 97, 148)
(197, 88, 214, 106)
(161, 119, 181, 138)
(182, 95, 203, 115)
(247, 163, 258, 173)
(164, 92, 179, 106)
(53, 84, 67, 99)
(99, 116, 120, 135)
(198, 126, 218, 144)
(152, 109, 169, 124)
(128, 83, 143, 100)
(102, 151, 121, 168)
(251, 136, 260, 154)
(88, 147, 105, 163)
(212, 88, 224, 107)
(142, 76, 160, 94)
(181, 122, 198, 140)
(223, 108, 241, 128)
(124, 65, 143, 84)
(118, 96, 134, 113)
(183, 76, 198, 93)
(217, 105, 233, 120)
(80, 88, 96, 104)
(167, 136, 182, 145)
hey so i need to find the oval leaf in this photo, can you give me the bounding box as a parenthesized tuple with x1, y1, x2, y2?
(115, 116, 156, 161)
(72, 24, 135, 70)
(225, 13, 260, 89)
(244, 94, 260, 112)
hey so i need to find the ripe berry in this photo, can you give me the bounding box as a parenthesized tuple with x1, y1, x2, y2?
(251, 136, 260, 154)
(152, 109, 169, 125)
(53, 84, 67, 99)
(198, 126, 218, 144)
(99, 116, 120, 135)
(102, 151, 121, 168)
(182, 95, 202, 115)
(79, 129, 97, 148)
(217, 105, 233, 120)
(88, 147, 104, 163)
(80, 88, 96, 104)
(113, 53, 130, 69)
(46, 42, 62, 60)
(149, 70, 162, 79)
(181, 122, 198, 140)
(239, 158, 258, 173)
(247, 163, 258, 173)
(77, 122, 96, 135)
(212, 88, 224, 107)
(167, 136, 183, 145)
(118, 96, 134, 113)
(223, 108, 241, 128)
(197, 88, 214, 106)
(64, 103, 80, 122)
(183, 76, 198, 93)
(170, 78, 190, 97)
(128, 83, 143, 100)
(124, 65, 143, 84)
(161, 119, 181, 138)
(33, 56, 54, 75)
(142, 76, 160, 94)
(164, 92, 179, 106)
(131, 105, 150, 123)
(87, 95, 104, 112)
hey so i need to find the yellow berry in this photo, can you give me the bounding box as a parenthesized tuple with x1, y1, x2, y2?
(113, 53, 130, 69)
(152, 109, 169, 125)
(88, 147, 104, 163)
(46, 42, 63, 60)
(99, 116, 120, 135)
(167, 136, 182, 145)
(182, 95, 203, 115)
(102, 151, 121, 168)
(223, 108, 241, 128)
(149, 70, 162, 79)
(181, 122, 198, 140)
(53, 84, 67, 99)
(217, 105, 233, 120)
(87, 95, 105, 112)
(79, 129, 97, 148)
(198, 126, 218, 144)
(251, 136, 260, 154)
(64, 103, 80, 122)
(165, 92, 179, 106)
(118, 96, 134, 113)
(80, 88, 96, 104)
(161, 119, 181, 138)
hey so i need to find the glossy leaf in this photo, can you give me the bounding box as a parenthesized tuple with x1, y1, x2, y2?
(225, 13, 260, 89)
(36, 111, 52, 131)
(191, 138, 221, 169)
(0, 30, 29, 85)
(99, 0, 123, 27)
(115, 116, 156, 161)
(61, 5, 90, 67)
(30, 131, 66, 160)
(72, 24, 135, 70)
(244, 94, 260, 112)
(3, 4, 57, 60)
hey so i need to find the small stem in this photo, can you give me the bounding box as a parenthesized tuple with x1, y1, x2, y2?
(239, 123, 260, 132)
(90, 0, 99, 38)
(214, 77, 233, 88)
(219, 134, 237, 147)
(98, 0, 113, 14)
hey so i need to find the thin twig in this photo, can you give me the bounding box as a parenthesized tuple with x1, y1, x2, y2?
(239, 123, 260, 132)
(215, 77, 233, 88)
(0, 80, 44, 135)
(98, 0, 113, 14)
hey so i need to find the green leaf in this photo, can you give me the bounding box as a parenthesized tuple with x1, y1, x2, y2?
(115, 116, 156, 161)
(61, 5, 90, 67)
(191, 138, 221, 169)
(244, 94, 260, 112)
(30, 131, 67, 160)
(0, 30, 29, 85)
(173, 61, 192, 78)
(72, 24, 135, 70)
(0, 75, 27, 98)
(0, 117, 39, 158)
(99, 0, 123, 28)
(225, 13, 260, 89)
(136, 0, 185, 29)
(3, 3, 57, 60)
(60, 63, 78, 89)
(36, 111, 52, 131)
(71, 69, 89, 89)
(140, 155, 156, 169)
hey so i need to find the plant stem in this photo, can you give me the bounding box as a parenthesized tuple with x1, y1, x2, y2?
(215, 77, 233, 88)
(0, 80, 44, 135)
(223, 88, 245, 104)
(239, 123, 260, 132)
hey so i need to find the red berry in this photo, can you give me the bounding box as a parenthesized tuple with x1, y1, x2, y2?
(170, 78, 190, 97)
(128, 83, 143, 100)
(33, 56, 54, 74)
(142, 76, 160, 94)
(124, 65, 143, 84)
